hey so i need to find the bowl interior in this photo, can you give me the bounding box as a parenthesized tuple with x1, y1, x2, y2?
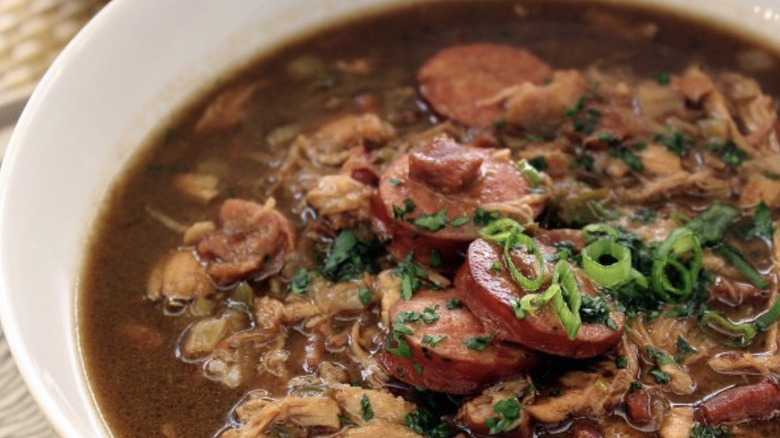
(0, 0, 779, 436)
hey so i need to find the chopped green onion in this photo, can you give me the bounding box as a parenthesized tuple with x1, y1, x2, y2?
(715, 244, 768, 289)
(753, 201, 775, 240)
(480, 219, 545, 292)
(552, 262, 583, 340)
(582, 239, 633, 288)
(756, 298, 780, 332)
(581, 223, 620, 241)
(701, 297, 780, 347)
(516, 159, 544, 187)
(685, 203, 740, 245)
(651, 228, 702, 302)
(700, 312, 758, 347)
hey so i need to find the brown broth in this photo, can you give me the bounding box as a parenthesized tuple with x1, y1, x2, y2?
(80, 1, 780, 437)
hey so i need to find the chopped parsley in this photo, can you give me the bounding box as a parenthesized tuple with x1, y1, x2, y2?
(392, 322, 414, 335)
(462, 335, 494, 351)
(630, 207, 657, 224)
(649, 368, 670, 384)
(674, 335, 697, 363)
(448, 216, 470, 228)
(395, 253, 438, 300)
(321, 231, 381, 282)
(646, 345, 673, 366)
(386, 332, 412, 358)
(358, 287, 374, 307)
(707, 140, 747, 167)
(446, 298, 463, 310)
(413, 209, 448, 232)
(570, 155, 594, 172)
(393, 198, 416, 220)
(473, 206, 500, 226)
(529, 156, 548, 171)
(290, 267, 310, 294)
(565, 97, 601, 135)
(339, 414, 357, 426)
(615, 355, 627, 369)
(422, 334, 447, 348)
(579, 295, 617, 331)
(653, 72, 671, 85)
(607, 140, 644, 171)
(404, 409, 451, 438)
(676, 335, 698, 354)
(690, 422, 730, 438)
(389, 177, 404, 187)
(413, 361, 424, 375)
(422, 306, 440, 324)
(360, 394, 374, 421)
(629, 381, 643, 393)
(654, 131, 692, 155)
(428, 249, 442, 268)
(484, 398, 522, 435)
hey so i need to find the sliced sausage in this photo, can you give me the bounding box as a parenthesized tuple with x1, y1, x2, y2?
(701, 379, 780, 424)
(372, 135, 545, 269)
(569, 420, 603, 438)
(418, 43, 552, 127)
(625, 388, 653, 425)
(379, 289, 538, 394)
(456, 239, 624, 358)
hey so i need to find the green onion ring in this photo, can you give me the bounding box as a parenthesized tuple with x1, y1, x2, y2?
(651, 228, 702, 302)
(480, 218, 545, 292)
(581, 223, 619, 241)
(553, 262, 582, 340)
(582, 238, 633, 288)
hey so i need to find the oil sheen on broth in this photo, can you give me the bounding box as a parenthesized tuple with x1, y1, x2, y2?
(80, 1, 780, 437)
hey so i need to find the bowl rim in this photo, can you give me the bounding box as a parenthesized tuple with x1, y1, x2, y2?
(1, 0, 780, 436)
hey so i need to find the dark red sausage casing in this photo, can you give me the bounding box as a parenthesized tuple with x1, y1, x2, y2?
(418, 43, 552, 128)
(372, 136, 545, 270)
(379, 289, 538, 395)
(456, 239, 625, 358)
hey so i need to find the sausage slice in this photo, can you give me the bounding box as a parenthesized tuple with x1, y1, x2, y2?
(418, 43, 552, 128)
(372, 135, 545, 269)
(701, 379, 780, 424)
(380, 289, 537, 394)
(456, 239, 624, 358)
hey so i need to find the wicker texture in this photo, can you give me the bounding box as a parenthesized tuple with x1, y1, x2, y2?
(0, 0, 106, 95)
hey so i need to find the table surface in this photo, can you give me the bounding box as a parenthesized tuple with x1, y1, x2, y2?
(0, 1, 108, 436)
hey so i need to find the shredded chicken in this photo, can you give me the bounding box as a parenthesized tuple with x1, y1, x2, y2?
(195, 83, 259, 133)
(221, 395, 341, 438)
(525, 339, 638, 423)
(306, 174, 373, 229)
(305, 113, 396, 166)
(332, 384, 415, 425)
(457, 379, 533, 436)
(340, 422, 423, 437)
(196, 198, 296, 284)
(503, 70, 588, 132)
(172, 173, 220, 203)
(147, 250, 215, 301)
(658, 406, 694, 438)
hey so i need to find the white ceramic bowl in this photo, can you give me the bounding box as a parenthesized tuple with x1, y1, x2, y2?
(1, 0, 779, 436)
